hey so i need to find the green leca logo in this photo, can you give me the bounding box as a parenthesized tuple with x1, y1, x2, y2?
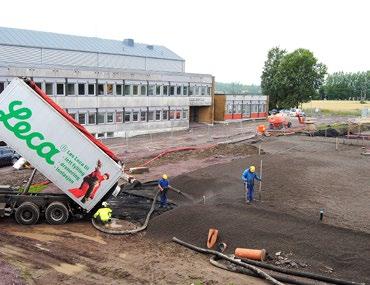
(0, 100, 60, 165)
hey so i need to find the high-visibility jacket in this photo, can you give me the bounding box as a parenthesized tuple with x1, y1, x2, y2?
(93, 207, 112, 223)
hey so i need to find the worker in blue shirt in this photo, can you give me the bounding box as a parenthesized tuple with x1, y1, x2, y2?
(241, 165, 261, 203)
(158, 174, 170, 208)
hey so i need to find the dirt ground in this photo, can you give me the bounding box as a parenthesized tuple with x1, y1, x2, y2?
(0, 119, 370, 285)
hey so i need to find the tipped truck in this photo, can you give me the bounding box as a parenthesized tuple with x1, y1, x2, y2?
(0, 78, 122, 225)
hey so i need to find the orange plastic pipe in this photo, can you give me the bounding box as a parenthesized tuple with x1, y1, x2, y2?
(207, 228, 219, 249)
(235, 248, 266, 261)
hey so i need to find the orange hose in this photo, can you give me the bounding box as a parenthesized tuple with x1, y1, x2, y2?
(207, 228, 219, 249)
(235, 248, 266, 261)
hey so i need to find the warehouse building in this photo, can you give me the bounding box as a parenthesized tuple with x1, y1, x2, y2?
(0, 27, 214, 138)
(214, 92, 268, 121)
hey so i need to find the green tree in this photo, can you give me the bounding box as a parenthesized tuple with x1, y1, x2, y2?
(260, 47, 286, 109)
(215, 82, 261, 94)
(323, 71, 369, 100)
(261, 48, 327, 109)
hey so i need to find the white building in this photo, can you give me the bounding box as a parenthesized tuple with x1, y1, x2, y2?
(0, 27, 214, 138)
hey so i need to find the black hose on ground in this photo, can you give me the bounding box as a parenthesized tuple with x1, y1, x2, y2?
(172, 237, 284, 285)
(238, 257, 365, 285)
(91, 190, 160, 235)
(209, 256, 317, 285)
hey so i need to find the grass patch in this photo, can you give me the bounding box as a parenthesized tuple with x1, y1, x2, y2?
(303, 108, 361, 116)
(18, 184, 48, 193)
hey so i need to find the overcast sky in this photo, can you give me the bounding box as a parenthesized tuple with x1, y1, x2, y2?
(0, 0, 369, 84)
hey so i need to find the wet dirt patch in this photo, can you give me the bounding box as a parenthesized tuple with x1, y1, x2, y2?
(50, 263, 86, 275)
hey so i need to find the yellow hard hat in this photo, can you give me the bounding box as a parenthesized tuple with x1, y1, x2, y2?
(249, 166, 255, 173)
(162, 174, 168, 179)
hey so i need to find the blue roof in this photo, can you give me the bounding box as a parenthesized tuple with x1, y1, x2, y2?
(0, 27, 184, 61)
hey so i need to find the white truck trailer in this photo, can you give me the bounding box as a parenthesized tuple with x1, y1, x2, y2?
(0, 78, 122, 225)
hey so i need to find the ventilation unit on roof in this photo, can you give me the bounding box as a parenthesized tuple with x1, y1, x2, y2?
(146, 45, 154, 50)
(123, 38, 134, 47)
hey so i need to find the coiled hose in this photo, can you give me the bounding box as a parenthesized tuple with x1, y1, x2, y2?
(172, 237, 284, 285)
(210, 256, 315, 285)
(92, 190, 160, 235)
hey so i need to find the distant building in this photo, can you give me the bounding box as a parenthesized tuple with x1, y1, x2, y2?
(214, 92, 268, 121)
(0, 27, 214, 138)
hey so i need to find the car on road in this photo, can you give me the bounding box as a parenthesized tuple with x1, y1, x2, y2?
(0, 146, 20, 167)
(289, 108, 305, 117)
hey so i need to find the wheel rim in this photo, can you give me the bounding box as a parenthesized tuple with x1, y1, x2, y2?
(21, 210, 33, 222)
(51, 208, 63, 221)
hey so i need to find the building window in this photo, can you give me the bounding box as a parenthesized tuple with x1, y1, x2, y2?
(227, 103, 233, 113)
(132, 111, 139, 122)
(98, 84, 104, 95)
(140, 111, 147, 121)
(124, 84, 131, 95)
(56, 83, 64, 95)
(88, 112, 96, 124)
(183, 86, 188, 96)
(107, 132, 114, 138)
(163, 86, 168, 96)
(78, 113, 86, 125)
(156, 86, 161, 96)
(0, 82, 4, 93)
(155, 110, 161, 120)
(116, 111, 123, 123)
(78, 83, 85, 95)
(148, 111, 154, 121)
(197, 86, 202, 95)
(133, 85, 138, 95)
(169, 110, 175, 120)
(183, 109, 188, 119)
(207, 87, 211, 95)
(124, 111, 131, 122)
(35, 82, 42, 89)
(116, 84, 122, 95)
(107, 112, 114, 123)
(97, 133, 105, 139)
(68, 112, 76, 120)
(107, 84, 113, 95)
(88, 84, 95, 95)
(177, 86, 181, 95)
(176, 110, 181, 119)
(45, 83, 53, 95)
(97, 112, 105, 124)
(67, 83, 75, 95)
(163, 110, 168, 120)
(148, 85, 154, 96)
(170, 86, 175, 96)
(189, 86, 194, 96)
(140, 85, 146, 95)
(201, 86, 206, 95)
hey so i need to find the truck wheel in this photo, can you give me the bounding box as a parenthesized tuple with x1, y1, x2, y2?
(45, 202, 69, 225)
(15, 202, 40, 225)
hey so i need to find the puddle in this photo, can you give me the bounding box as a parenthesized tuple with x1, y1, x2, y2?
(0, 245, 27, 258)
(50, 263, 86, 275)
(63, 230, 107, 245)
(12, 231, 56, 242)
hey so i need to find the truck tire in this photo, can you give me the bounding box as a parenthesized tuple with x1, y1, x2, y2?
(15, 202, 40, 225)
(45, 202, 69, 225)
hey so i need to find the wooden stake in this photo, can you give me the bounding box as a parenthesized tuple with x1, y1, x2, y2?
(258, 159, 263, 201)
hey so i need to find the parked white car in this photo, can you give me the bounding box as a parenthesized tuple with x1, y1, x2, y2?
(289, 108, 305, 117)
